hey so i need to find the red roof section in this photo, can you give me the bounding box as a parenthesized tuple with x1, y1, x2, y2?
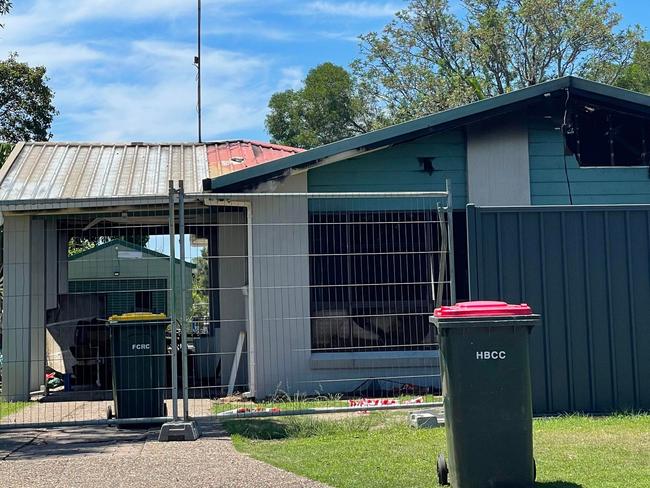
(207, 140, 304, 178)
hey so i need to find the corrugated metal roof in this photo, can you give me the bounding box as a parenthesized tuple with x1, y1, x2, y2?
(0, 140, 301, 203)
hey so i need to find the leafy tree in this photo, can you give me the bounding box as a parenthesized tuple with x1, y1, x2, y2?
(0, 54, 56, 142)
(0, 142, 13, 166)
(266, 62, 378, 149)
(190, 247, 209, 319)
(612, 41, 650, 94)
(352, 0, 644, 123)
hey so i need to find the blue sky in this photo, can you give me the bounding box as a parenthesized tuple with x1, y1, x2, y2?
(1, 0, 647, 143)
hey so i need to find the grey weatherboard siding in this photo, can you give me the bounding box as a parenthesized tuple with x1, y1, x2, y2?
(467, 204, 650, 414)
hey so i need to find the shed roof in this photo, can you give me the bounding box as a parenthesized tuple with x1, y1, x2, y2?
(0, 140, 301, 207)
(69, 238, 196, 268)
(202, 76, 650, 192)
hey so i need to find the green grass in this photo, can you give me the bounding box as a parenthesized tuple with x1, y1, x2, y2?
(0, 400, 29, 419)
(224, 413, 650, 488)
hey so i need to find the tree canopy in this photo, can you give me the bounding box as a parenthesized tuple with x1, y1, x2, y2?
(613, 41, 650, 94)
(0, 55, 56, 143)
(265, 62, 378, 149)
(351, 0, 644, 124)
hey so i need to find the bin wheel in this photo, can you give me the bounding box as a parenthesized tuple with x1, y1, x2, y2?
(533, 458, 537, 481)
(106, 405, 113, 420)
(436, 453, 449, 486)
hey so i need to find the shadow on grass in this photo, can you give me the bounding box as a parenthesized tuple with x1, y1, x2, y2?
(222, 416, 381, 441)
(222, 419, 291, 440)
(535, 482, 583, 487)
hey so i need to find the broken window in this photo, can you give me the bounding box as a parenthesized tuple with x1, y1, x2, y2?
(564, 104, 650, 167)
(308, 211, 438, 353)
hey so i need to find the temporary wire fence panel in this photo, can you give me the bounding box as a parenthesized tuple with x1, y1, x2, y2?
(0, 201, 183, 428)
(467, 204, 650, 414)
(188, 191, 453, 420)
(0, 189, 453, 428)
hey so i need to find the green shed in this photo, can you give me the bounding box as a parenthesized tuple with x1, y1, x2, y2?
(68, 239, 194, 318)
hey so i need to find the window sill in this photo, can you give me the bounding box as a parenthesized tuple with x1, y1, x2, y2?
(577, 165, 649, 169)
(309, 350, 438, 370)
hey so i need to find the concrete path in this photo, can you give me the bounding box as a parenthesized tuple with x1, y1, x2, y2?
(0, 399, 215, 427)
(0, 423, 329, 488)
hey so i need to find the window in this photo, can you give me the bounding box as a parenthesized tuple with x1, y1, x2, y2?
(135, 290, 152, 312)
(565, 105, 650, 167)
(309, 211, 441, 353)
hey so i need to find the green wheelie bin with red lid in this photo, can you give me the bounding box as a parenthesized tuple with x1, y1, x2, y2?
(430, 301, 540, 487)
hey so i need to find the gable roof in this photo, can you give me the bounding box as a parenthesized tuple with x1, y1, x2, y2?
(203, 76, 650, 192)
(0, 140, 301, 208)
(69, 238, 196, 268)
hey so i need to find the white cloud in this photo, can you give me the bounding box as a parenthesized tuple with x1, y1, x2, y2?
(301, 1, 401, 18)
(47, 40, 277, 142)
(2, 42, 106, 70)
(277, 67, 304, 90)
(0, 0, 244, 43)
(205, 22, 298, 42)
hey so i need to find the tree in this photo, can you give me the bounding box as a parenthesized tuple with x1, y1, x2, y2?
(0, 54, 56, 142)
(266, 62, 378, 149)
(190, 247, 209, 319)
(613, 41, 650, 94)
(352, 0, 644, 123)
(0, 142, 13, 166)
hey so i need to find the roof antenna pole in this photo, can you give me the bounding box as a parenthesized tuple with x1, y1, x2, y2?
(194, 0, 202, 143)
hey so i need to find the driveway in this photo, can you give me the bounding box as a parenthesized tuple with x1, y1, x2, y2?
(0, 423, 329, 488)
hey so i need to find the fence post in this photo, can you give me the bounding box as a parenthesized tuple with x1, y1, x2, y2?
(168, 181, 179, 421)
(159, 180, 199, 441)
(446, 179, 457, 305)
(178, 181, 190, 421)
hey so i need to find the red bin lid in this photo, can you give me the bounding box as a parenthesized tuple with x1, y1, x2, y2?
(434, 301, 532, 318)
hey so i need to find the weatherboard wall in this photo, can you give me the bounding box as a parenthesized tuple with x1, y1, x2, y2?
(529, 117, 650, 205)
(307, 130, 467, 209)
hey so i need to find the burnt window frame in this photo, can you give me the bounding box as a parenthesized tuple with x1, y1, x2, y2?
(564, 102, 650, 168)
(308, 209, 440, 354)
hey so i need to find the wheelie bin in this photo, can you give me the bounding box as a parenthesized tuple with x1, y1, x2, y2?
(107, 312, 168, 423)
(429, 301, 539, 487)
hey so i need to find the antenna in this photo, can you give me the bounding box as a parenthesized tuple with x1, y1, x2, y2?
(194, 0, 202, 143)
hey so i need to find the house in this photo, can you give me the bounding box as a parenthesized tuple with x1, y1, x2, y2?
(197, 77, 650, 412)
(1, 77, 649, 413)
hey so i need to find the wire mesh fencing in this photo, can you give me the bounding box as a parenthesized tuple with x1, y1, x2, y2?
(0, 185, 454, 428)
(189, 190, 454, 420)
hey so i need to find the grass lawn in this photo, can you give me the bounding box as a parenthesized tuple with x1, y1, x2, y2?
(0, 400, 29, 419)
(224, 413, 650, 488)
